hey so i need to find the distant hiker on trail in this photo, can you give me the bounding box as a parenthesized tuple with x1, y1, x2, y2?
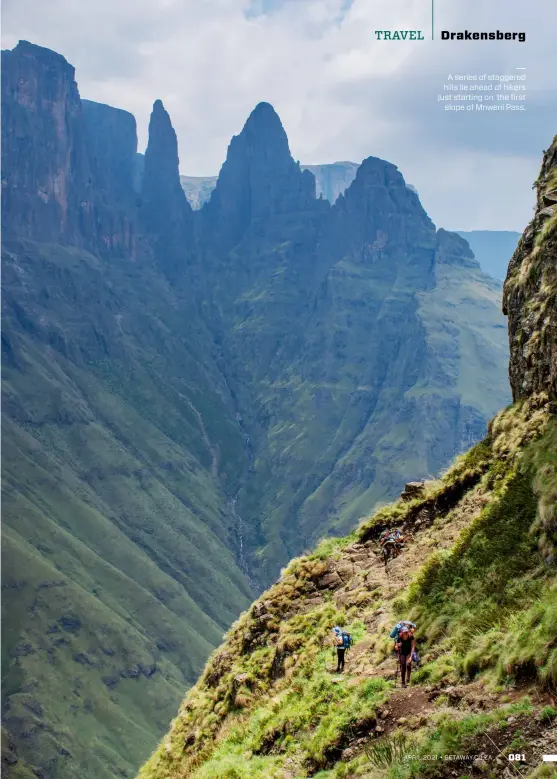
(332, 626, 353, 673)
(379, 528, 405, 567)
(395, 627, 415, 687)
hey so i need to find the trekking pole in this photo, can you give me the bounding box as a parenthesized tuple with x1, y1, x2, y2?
(395, 649, 400, 687)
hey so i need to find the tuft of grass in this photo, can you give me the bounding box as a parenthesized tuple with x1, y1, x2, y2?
(537, 705, 557, 723)
(365, 731, 410, 768)
(523, 418, 557, 560)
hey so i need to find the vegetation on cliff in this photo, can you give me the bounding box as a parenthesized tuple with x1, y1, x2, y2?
(139, 401, 556, 779)
(503, 135, 557, 402)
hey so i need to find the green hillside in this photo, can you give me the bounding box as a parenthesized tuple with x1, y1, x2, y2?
(1, 237, 253, 778)
(138, 401, 557, 779)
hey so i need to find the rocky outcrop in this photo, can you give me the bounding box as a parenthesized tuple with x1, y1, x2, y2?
(503, 136, 557, 401)
(400, 481, 426, 501)
(139, 100, 193, 277)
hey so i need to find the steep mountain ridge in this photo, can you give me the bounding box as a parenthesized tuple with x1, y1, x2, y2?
(138, 137, 557, 779)
(2, 40, 512, 779)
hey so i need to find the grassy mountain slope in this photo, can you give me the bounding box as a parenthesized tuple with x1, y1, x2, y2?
(1, 237, 253, 778)
(138, 399, 557, 779)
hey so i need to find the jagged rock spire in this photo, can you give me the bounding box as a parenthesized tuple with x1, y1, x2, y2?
(143, 101, 183, 189)
(202, 102, 316, 250)
(140, 100, 192, 276)
(141, 100, 192, 220)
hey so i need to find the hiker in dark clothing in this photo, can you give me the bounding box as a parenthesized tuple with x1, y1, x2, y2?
(336, 646, 345, 673)
(333, 626, 346, 673)
(395, 627, 415, 687)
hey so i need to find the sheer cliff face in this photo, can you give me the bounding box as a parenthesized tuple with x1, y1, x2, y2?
(503, 136, 557, 402)
(81, 99, 138, 257)
(1, 41, 137, 257)
(1, 41, 88, 243)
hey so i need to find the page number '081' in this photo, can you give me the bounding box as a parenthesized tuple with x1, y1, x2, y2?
(508, 754, 526, 761)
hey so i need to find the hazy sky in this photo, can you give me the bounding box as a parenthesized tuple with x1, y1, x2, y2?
(3, 0, 556, 230)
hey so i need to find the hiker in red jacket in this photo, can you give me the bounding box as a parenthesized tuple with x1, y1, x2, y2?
(395, 627, 415, 687)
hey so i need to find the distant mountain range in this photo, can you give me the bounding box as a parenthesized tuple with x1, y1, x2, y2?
(177, 160, 409, 210)
(175, 166, 521, 282)
(2, 40, 512, 779)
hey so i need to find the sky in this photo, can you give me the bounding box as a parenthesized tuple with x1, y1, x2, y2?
(2, 0, 556, 231)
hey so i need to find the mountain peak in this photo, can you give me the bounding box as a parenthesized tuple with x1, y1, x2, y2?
(355, 155, 402, 184)
(140, 100, 192, 274)
(9, 39, 73, 70)
(202, 102, 315, 249)
(234, 101, 291, 164)
(333, 155, 435, 252)
(248, 100, 279, 117)
(144, 99, 180, 176)
(243, 101, 284, 131)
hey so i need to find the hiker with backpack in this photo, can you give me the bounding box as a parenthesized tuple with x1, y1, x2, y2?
(390, 620, 416, 648)
(390, 619, 420, 669)
(380, 529, 405, 567)
(395, 626, 415, 687)
(332, 626, 353, 673)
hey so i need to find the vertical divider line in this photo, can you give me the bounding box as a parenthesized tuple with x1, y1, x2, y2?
(432, 0, 434, 40)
